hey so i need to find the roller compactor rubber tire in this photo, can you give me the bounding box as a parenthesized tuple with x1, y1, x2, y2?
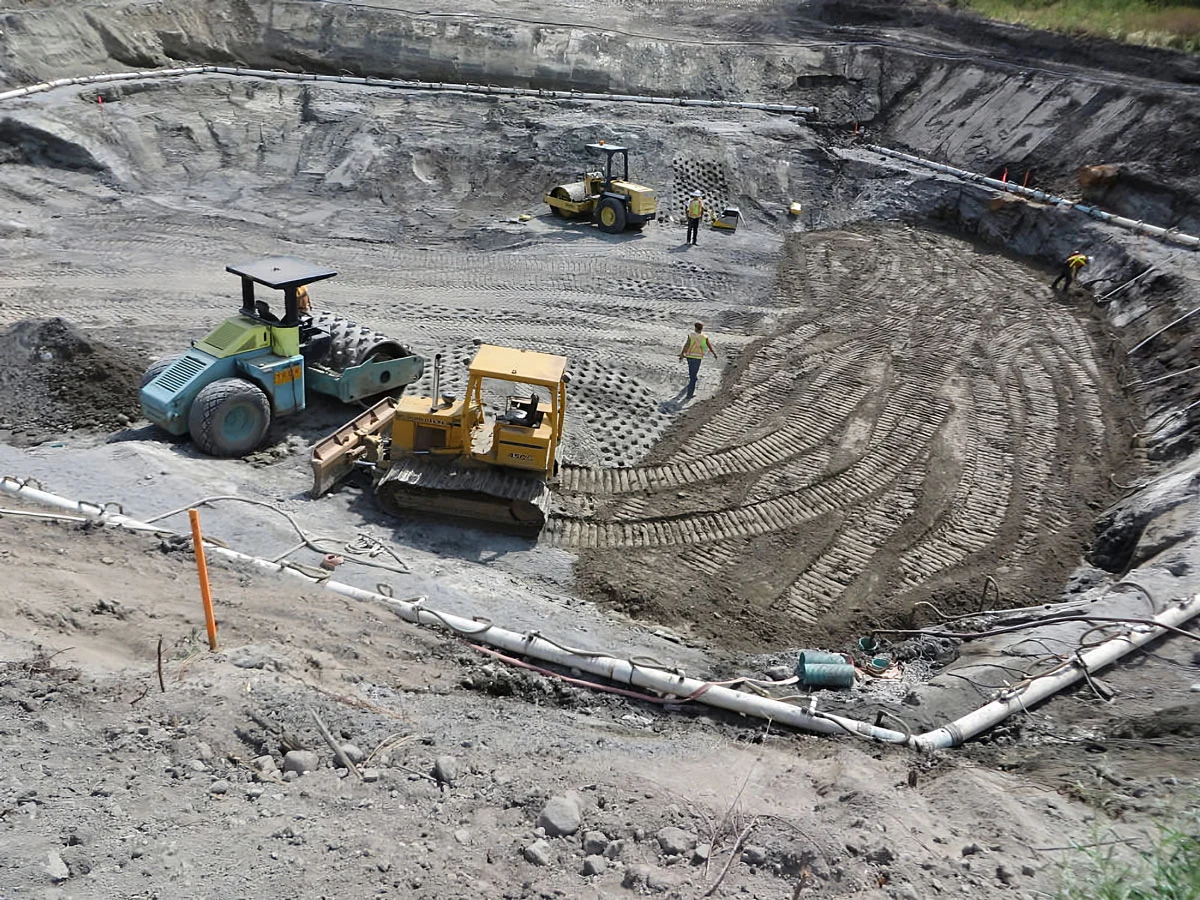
(187, 378, 272, 457)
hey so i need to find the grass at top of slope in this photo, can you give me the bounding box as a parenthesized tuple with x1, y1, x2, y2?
(1053, 809, 1200, 900)
(953, 0, 1200, 52)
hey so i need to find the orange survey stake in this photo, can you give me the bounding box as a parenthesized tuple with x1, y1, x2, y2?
(188, 508, 219, 650)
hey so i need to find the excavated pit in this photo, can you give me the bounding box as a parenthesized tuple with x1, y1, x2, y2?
(1, 0, 1197, 651)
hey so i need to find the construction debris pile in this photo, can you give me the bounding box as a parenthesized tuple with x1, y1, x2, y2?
(0, 319, 146, 445)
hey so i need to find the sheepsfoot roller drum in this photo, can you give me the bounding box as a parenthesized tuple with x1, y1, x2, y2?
(303, 311, 420, 403)
(139, 257, 422, 457)
(311, 345, 568, 536)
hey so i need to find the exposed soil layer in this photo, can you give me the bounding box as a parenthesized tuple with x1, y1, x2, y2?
(2, 509, 1191, 900)
(1, 2, 1200, 899)
(571, 225, 1139, 648)
(0, 318, 146, 446)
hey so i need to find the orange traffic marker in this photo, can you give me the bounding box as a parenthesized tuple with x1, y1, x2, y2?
(188, 508, 219, 651)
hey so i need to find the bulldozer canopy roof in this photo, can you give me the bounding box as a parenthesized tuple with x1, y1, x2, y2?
(586, 142, 627, 153)
(469, 344, 568, 387)
(226, 256, 338, 289)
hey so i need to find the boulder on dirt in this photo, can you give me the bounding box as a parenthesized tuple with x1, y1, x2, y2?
(582, 830, 609, 855)
(60, 846, 93, 876)
(582, 854, 607, 876)
(433, 755, 459, 785)
(44, 850, 69, 882)
(340, 743, 366, 765)
(282, 750, 320, 775)
(623, 864, 682, 893)
(253, 755, 277, 774)
(536, 794, 582, 837)
(655, 826, 696, 855)
(523, 839, 553, 866)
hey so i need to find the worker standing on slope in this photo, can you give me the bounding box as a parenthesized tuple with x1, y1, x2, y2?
(679, 322, 718, 399)
(685, 191, 704, 246)
(1051, 250, 1090, 291)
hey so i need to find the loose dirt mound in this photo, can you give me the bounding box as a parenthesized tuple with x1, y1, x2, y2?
(0, 319, 146, 445)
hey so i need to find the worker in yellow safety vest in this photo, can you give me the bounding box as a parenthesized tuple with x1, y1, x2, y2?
(685, 190, 704, 246)
(679, 321, 718, 399)
(1051, 251, 1090, 291)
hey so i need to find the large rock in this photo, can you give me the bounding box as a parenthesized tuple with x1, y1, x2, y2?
(44, 851, 69, 882)
(433, 755, 459, 786)
(523, 839, 553, 866)
(656, 826, 696, 856)
(582, 830, 609, 855)
(282, 750, 320, 775)
(582, 855, 607, 876)
(623, 864, 682, 893)
(536, 795, 582, 837)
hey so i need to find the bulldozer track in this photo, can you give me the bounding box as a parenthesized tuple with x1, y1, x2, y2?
(571, 225, 1136, 644)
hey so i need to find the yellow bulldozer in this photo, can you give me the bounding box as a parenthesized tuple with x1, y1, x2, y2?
(311, 344, 568, 534)
(544, 143, 657, 234)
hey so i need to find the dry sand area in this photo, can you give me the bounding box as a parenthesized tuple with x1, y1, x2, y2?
(1, 1, 1200, 898)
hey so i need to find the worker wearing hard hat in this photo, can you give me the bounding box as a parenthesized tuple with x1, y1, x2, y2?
(296, 284, 312, 314)
(685, 191, 704, 246)
(1051, 251, 1090, 291)
(679, 321, 718, 399)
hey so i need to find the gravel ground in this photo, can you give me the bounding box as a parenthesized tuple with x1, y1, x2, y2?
(1, 1, 1199, 898)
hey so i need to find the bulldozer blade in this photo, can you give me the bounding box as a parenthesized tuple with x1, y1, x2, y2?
(310, 397, 397, 498)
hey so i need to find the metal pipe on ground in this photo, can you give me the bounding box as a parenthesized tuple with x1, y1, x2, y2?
(1129, 303, 1200, 355)
(913, 593, 1200, 750)
(865, 145, 1200, 251)
(7, 475, 1200, 753)
(1098, 266, 1157, 303)
(0, 476, 903, 743)
(0, 67, 819, 116)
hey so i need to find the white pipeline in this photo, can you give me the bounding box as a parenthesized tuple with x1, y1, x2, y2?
(913, 593, 1200, 750)
(0, 66, 818, 116)
(7, 476, 1199, 751)
(866, 145, 1200, 251)
(0, 476, 901, 743)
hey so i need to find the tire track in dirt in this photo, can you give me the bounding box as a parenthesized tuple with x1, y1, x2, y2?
(568, 225, 1138, 648)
